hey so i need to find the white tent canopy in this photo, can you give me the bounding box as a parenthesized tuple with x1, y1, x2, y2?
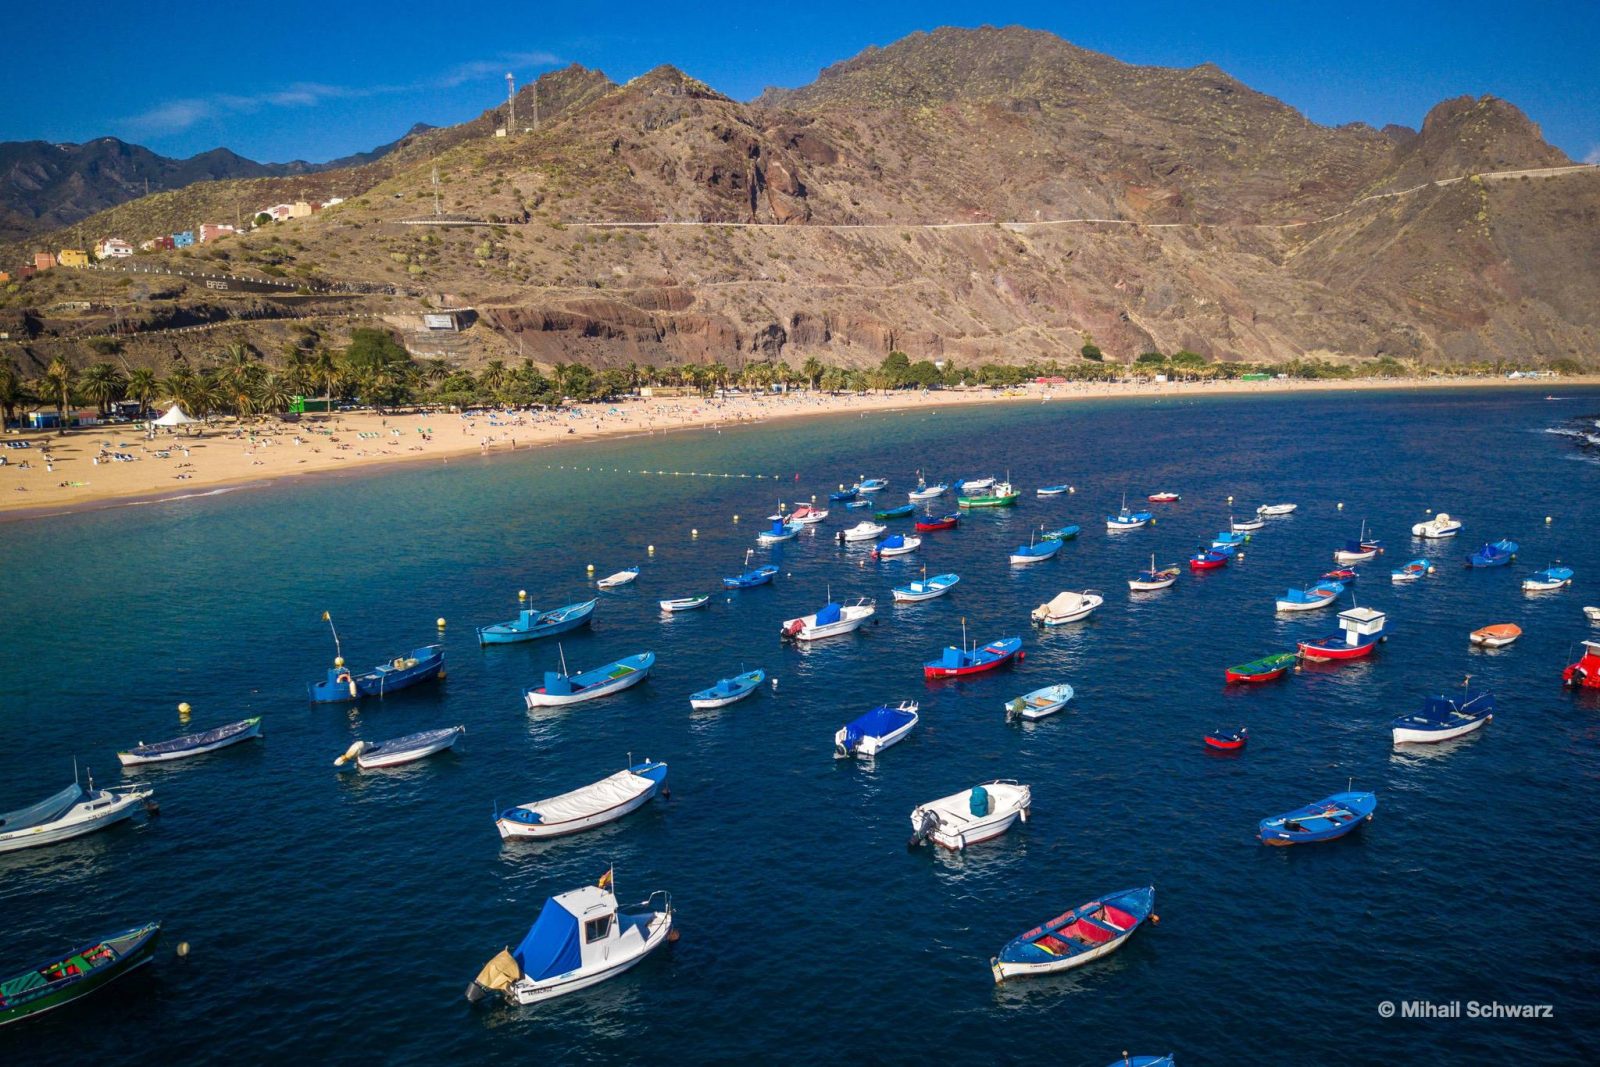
(152, 403, 197, 427)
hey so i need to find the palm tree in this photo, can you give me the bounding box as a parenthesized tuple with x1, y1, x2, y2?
(421, 358, 450, 386)
(550, 362, 571, 399)
(480, 360, 507, 393)
(127, 368, 157, 418)
(162, 368, 197, 415)
(802, 357, 824, 391)
(310, 347, 340, 404)
(80, 362, 128, 417)
(40, 358, 78, 433)
(820, 367, 846, 394)
(254, 372, 294, 415)
(0, 360, 30, 427)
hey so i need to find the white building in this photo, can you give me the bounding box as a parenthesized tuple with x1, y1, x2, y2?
(94, 237, 134, 259)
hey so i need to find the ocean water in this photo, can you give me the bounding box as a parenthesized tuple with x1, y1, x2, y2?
(3, 388, 1599, 1064)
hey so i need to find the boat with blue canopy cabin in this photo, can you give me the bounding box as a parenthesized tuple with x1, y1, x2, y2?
(1106, 493, 1153, 531)
(1212, 531, 1248, 549)
(924, 626, 1024, 678)
(858, 477, 889, 493)
(117, 717, 262, 766)
(892, 570, 959, 603)
(1258, 790, 1376, 845)
(1523, 564, 1573, 591)
(335, 725, 464, 769)
(690, 669, 765, 710)
(478, 595, 598, 645)
(496, 761, 669, 839)
(1275, 580, 1344, 612)
(1392, 687, 1493, 744)
(756, 519, 801, 544)
(523, 649, 654, 708)
(990, 886, 1157, 983)
(1467, 539, 1518, 567)
(834, 701, 920, 758)
(0, 921, 161, 1028)
(1297, 605, 1387, 662)
(1391, 558, 1433, 583)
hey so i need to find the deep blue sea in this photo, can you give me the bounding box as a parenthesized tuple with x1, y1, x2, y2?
(4, 388, 1600, 1065)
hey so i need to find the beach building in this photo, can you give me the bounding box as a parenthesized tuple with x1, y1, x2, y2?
(290, 396, 336, 414)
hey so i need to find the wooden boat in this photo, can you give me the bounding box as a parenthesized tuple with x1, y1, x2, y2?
(756, 520, 801, 544)
(1212, 531, 1248, 549)
(924, 632, 1023, 678)
(690, 669, 765, 710)
(1466, 539, 1518, 568)
(1010, 534, 1062, 565)
(596, 566, 640, 589)
(1004, 683, 1074, 721)
(1393, 689, 1493, 744)
(1147, 492, 1180, 502)
(1523, 565, 1574, 591)
(781, 597, 876, 641)
(723, 550, 780, 588)
(1470, 623, 1522, 647)
(1333, 522, 1384, 563)
(1275, 580, 1344, 612)
(908, 479, 948, 501)
(468, 875, 672, 1006)
(0, 777, 154, 854)
(336, 725, 464, 769)
(1106, 494, 1153, 530)
(1189, 548, 1230, 571)
(857, 477, 889, 493)
(892, 571, 960, 603)
(1563, 640, 1600, 689)
(1230, 516, 1265, 533)
(1390, 558, 1433, 583)
(839, 520, 886, 542)
(990, 886, 1156, 983)
(842, 499, 870, 511)
(1037, 484, 1069, 496)
(308, 644, 445, 703)
(1412, 512, 1463, 539)
(1298, 606, 1388, 662)
(658, 594, 710, 613)
(1259, 791, 1376, 845)
(1129, 556, 1180, 591)
(478, 597, 597, 645)
(523, 650, 655, 708)
(1225, 651, 1298, 684)
(910, 781, 1031, 850)
(914, 512, 960, 532)
(1257, 503, 1297, 515)
(872, 533, 921, 558)
(0, 922, 160, 1028)
(496, 762, 669, 838)
(1041, 524, 1081, 541)
(117, 716, 261, 766)
(958, 481, 1020, 508)
(1031, 590, 1103, 625)
(828, 486, 859, 503)
(834, 702, 919, 758)
(874, 503, 916, 520)
(1205, 727, 1248, 751)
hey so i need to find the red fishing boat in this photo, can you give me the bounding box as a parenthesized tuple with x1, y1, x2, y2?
(1298, 606, 1388, 662)
(1224, 652, 1298, 684)
(1189, 548, 1230, 571)
(1147, 492, 1181, 502)
(915, 512, 960, 532)
(923, 629, 1023, 679)
(1563, 640, 1600, 689)
(1321, 568, 1359, 583)
(1205, 727, 1248, 751)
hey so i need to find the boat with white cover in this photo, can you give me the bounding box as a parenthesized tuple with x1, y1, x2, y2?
(496, 761, 669, 839)
(1031, 590, 1103, 626)
(839, 521, 886, 543)
(335, 725, 464, 769)
(1231, 516, 1265, 533)
(1257, 503, 1297, 516)
(1412, 513, 1463, 539)
(468, 874, 673, 1005)
(0, 778, 154, 853)
(780, 598, 875, 641)
(117, 717, 261, 765)
(595, 567, 639, 590)
(1586, 606, 1600, 624)
(910, 781, 1031, 850)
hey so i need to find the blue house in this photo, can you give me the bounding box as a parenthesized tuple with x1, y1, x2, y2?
(173, 231, 195, 248)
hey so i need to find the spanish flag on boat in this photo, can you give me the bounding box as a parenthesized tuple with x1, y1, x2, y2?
(598, 867, 613, 891)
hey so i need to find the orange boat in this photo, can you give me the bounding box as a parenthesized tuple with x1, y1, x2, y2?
(1469, 623, 1522, 648)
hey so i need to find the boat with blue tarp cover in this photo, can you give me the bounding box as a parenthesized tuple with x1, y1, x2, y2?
(118, 717, 262, 766)
(1467, 539, 1519, 567)
(0, 921, 161, 1027)
(858, 477, 889, 493)
(690, 669, 765, 709)
(1392, 688, 1493, 744)
(834, 701, 919, 758)
(1523, 564, 1573, 591)
(1258, 790, 1376, 845)
(523, 650, 654, 708)
(872, 533, 920, 558)
(477, 597, 597, 645)
(1010, 533, 1061, 565)
(756, 519, 801, 544)
(991, 886, 1157, 982)
(780, 597, 875, 641)
(496, 761, 669, 838)
(335, 725, 464, 769)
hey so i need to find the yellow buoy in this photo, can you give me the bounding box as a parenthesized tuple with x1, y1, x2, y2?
(586, 563, 595, 572)
(733, 514, 740, 522)
(176, 942, 190, 958)
(333, 657, 344, 668)
(1227, 495, 1234, 504)
(436, 617, 446, 629)
(691, 529, 699, 538)
(648, 545, 656, 554)
(1337, 502, 1345, 510)
(518, 590, 527, 601)
(1545, 515, 1553, 524)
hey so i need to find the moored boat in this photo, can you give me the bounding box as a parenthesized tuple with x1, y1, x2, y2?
(723, 550, 780, 588)
(1230, 515, 1265, 533)
(1523, 565, 1574, 592)
(1212, 531, 1248, 550)
(1563, 641, 1600, 689)
(0, 922, 161, 1028)
(1147, 492, 1180, 502)
(336, 725, 464, 769)
(829, 486, 859, 503)
(756, 520, 801, 545)
(991, 886, 1157, 983)
(1004, 683, 1074, 721)
(874, 503, 916, 521)
(1224, 651, 1298, 684)
(496, 762, 669, 838)
(1322, 567, 1359, 583)
(596, 566, 640, 589)
(1466, 539, 1518, 568)
(1258, 791, 1376, 845)
(1106, 494, 1154, 530)
(1412, 512, 1463, 539)
(910, 781, 1031, 850)
(955, 476, 995, 494)
(117, 717, 262, 766)
(1129, 555, 1180, 591)
(1037, 484, 1069, 496)
(523, 650, 655, 708)
(1333, 521, 1384, 563)
(1010, 534, 1062, 565)
(308, 636, 444, 703)
(839, 520, 887, 543)
(478, 596, 597, 645)
(689, 669, 765, 710)
(1205, 727, 1248, 751)
(781, 597, 876, 641)
(0, 777, 155, 854)
(1041, 524, 1081, 541)
(914, 512, 960, 532)
(1257, 503, 1297, 515)
(1189, 548, 1230, 571)
(908, 479, 948, 501)
(872, 533, 922, 559)
(1469, 623, 1521, 648)
(1297, 606, 1388, 662)
(924, 632, 1023, 678)
(958, 481, 1020, 508)
(1031, 590, 1103, 626)
(834, 702, 920, 758)
(1585, 606, 1600, 623)
(1392, 689, 1493, 744)
(892, 571, 960, 603)
(782, 504, 828, 525)
(1390, 558, 1433, 583)
(857, 477, 890, 493)
(659, 594, 710, 613)
(1275, 580, 1344, 612)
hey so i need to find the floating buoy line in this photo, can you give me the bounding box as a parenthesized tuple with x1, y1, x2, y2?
(547, 464, 785, 480)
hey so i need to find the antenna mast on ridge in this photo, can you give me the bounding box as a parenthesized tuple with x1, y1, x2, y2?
(506, 72, 516, 135)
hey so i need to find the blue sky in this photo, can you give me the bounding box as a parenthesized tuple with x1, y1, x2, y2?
(6, 1, 1596, 163)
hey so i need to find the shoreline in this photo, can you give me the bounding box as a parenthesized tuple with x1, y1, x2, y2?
(3, 375, 1593, 523)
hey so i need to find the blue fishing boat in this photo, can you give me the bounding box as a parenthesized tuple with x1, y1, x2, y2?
(1009, 534, 1062, 565)
(991, 886, 1157, 982)
(308, 616, 445, 704)
(1211, 531, 1248, 549)
(524, 650, 655, 708)
(892, 570, 960, 602)
(477, 596, 598, 645)
(1107, 1057, 1175, 1067)
(690, 668, 766, 710)
(1390, 558, 1433, 583)
(1522, 564, 1573, 591)
(858, 477, 890, 493)
(1274, 580, 1344, 612)
(1466, 539, 1518, 567)
(756, 519, 801, 545)
(924, 629, 1024, 678)
(1188, 548, 1231, 571)
(1042, 524, 1080, 541)
(829, 486, 860, 503)
(1333, 520, 1384, 563)
(1037, 484, 1069, 496)
(1392, 688, 1493, 744)
(843, 500, 870, 511)
(833, 701, 919, 758)
(1106, 493, 1153, 531)
(723, 563, 780, 589)
(1258, 790, 1376, 845)
(874, 503, 915, 520)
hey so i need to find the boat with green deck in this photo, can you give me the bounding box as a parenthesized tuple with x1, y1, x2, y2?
(1225, 651, 1299, 684)
(958, 481, 1020, 508)
(0, 922, 160, 1027)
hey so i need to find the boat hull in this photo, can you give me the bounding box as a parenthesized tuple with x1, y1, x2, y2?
(0, 923, 160, 1028)
(477, 603, 596, 645)
(922, 807, 1026, 850)
(0, 790, 150, 853)
(1297, 631, 1386, 661)
(1128, 577, 1177, 590)
(1393, 717, 1490, 744)
(505, 908, 673, 1004)
(355, 727, 464, 769)
(524, 658, 653, 708)
(117, 718, 262, 765)
(308, 647, 445, 702)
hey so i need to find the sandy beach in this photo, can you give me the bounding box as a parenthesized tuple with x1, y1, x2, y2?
(1, 375, 1589, 519)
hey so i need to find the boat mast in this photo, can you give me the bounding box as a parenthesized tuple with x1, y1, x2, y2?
(322, 610, 343, 663)
(557, 643, 569, 677)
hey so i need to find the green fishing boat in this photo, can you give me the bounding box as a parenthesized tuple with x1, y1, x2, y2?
(1224, 651, 1299, 684)
(874, 504, 916, 520)
(0, 922, 160, 1027)
(958, 481, 1020, 508)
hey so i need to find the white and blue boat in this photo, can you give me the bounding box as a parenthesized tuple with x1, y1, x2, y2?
(690, 669, 766, 710)
(524, 649, 655, 708)
(1010, 533, 1062, 565)
(308, 644, 444, 703)
(872, 533, 921, 558)
(991, 886, 1157, 982)
(756, 519, 801, 545)
(857, 477, 890, 493)
(1211, 531, 1248, 550)
(1467, 539, 1518, 567)
(117, 717, 262, 766)
(496, 762, 669, 839)
(1334, 521, 1384, 563)
(723, 550, 780, 589)
(1392, 689, 1493, 744)
(1107, 1056, 1175, 1066)
(335, 725, 464, 769)
(908, 477, 948, 501)
(834, 701, 919, 758)
(1391, 558, 1433, 583)
(829, 485, 860, 503)
(1005, 683, 1074, 721)
(1523, 564, 1573, 591)
(658, 594, 710, 613)
(843, 499, 871, 511)
(1037, 484, 1069, 496)
(478, 596, 597, 645)
(1258, 790, 1376, 845)
(1275, 580, 1345, 612)
(1041, 524, 1080, 541)
(892, 571, 960, 603)
(1106, 494, 1153, 531)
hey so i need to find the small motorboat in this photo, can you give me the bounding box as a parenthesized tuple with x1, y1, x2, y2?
(842, 500, 871, 511)
(335, 725, 464, 769)
(1224, 652, 1298, 684)
(1470, 623, 1522, 647)
(1585, 606, 1600, 624)
(1258, 791, 1376, 845)
(910, 781, 1031, 850)
(1392, 689, 1493, 744)
(958, 481, 1020, 508)
(496, 762, 669, 838)
(915, 512, 960, 532)
(956, 476, 995, 494)
(781, 598, 876, 641)
(1322, 567, 1359, 583)
(1466, 539, 1518, 568)
(756, 520, 801, 545)
(990, 886, 1157, 983)
(1106, 493, 1154, 530)
(1334, 522, 1384, 563)
(857, 477, 890, 493)
(0, 922, 161, 1027)
(872, 533, 921, 559)
(1128, 556, 1180, 591)
(117, 717, 262, 766)
(723, 552, 780, 587)
(1212, 531, 1248, 550)
(1257, 503, 1297, 515)
(659, 594, 710, 613)
(1041, 524, 1081, 541)
(1037, 484, 1069, 497)
(1230, 515, 1265, 533)
(1031, 590, 1103, 626)
(909, 479, 948, 501)
(1004, 683, 1074, 721)
(1563, 640, 1600, 689)
(479, 596, 597, 645)
(1298, 606, 1388, 662)
(874, 503, 916, 521)
(1147, 492, 1181, 502)
(596, 566, 640, 590)
(1107, 1057, 1175, 1067)
(829, 486, 859, 503)
(782, 504, 828, 525)
(924, 631, 1024, 678)
(0, 776, 155, 854)
(468, 872, 672, 1005)
(892, 571, 960, 603)
(1275, 580, 1345, 612)
(1205, 727, 1248, 751)
(1189, 548, 1231, 571)
(1523, 565, 1574, 592)
(834, 702, 919, 758)
(1391, 558, 1433, 583)
(1010, 534, 1062, 565)
(839, 520, 887, 542)
(1412, 512, 1463, 539)
(690, 669, 765, 709)
(524, 650, 654, 708)
(308, 644, 445, 703)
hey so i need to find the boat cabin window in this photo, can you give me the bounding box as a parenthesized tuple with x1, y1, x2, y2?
(585, 915, 612, 943)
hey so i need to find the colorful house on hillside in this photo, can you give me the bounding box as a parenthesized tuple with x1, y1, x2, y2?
(141, 235, 177, 251)
(173, 231, 195, 248)
(34, 252, 56, 270)
(94, 238, 134, 259)
(58, 249, 90, 267)
(198, 223, 236, 243)
(261, 204, 296, 223)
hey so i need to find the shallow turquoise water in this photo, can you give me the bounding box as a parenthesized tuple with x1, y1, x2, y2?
(3, 388, 1598, 1064)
